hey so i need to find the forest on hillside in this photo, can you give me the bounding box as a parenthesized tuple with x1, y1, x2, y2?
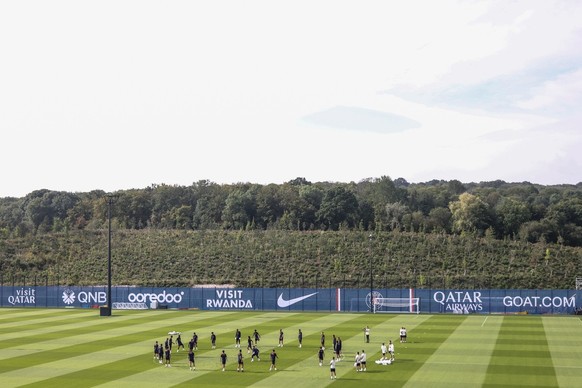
(1, 177, 581, 290)
(1, 177, 582, 246)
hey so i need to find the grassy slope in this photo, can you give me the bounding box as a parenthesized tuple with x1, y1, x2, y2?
(1, 229, 581, 289)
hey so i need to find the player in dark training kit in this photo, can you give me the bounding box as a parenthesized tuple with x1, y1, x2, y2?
(176, 334, 184, 352)
(336, 337, 343, 359)
(318, 346, 325, 366)
(211, 332, 217, 349)
(269, 349, 278, 371)
(192, 332, 198, 350)
(237, 349, 244, 372)
(188, 349, 195, 370)
(153, 341, 159, 361)
(164, 346, 171, 367)
(235, 329, 242, 348)
(247, 335, 253, 353)
(220, 350, 227, 371)
(158, 344, 164, 364)
(278, 329, 284, 347)
(251, 345, 260, 362)
(298, 329, 303, 348)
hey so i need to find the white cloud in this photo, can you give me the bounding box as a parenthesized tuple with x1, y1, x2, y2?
(1, 1, 581, 197)
(516, 68, 582, 111)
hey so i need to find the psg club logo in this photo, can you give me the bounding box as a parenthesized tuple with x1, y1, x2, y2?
(62, 289, 76, 305)
(366, 291, 383, 309)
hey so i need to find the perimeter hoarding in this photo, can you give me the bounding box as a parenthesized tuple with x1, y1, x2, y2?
(1, 286, 579, 314)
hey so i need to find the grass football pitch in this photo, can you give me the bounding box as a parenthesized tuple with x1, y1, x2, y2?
(1, 308, 581, 387)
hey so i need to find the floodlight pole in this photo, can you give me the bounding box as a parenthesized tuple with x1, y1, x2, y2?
(103, 194, 116, 316)
(369, 233, 373, 313)
(107, 195, 112, 312)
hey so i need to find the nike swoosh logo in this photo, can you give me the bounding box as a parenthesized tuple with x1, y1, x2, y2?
(277, 292, 318, 308)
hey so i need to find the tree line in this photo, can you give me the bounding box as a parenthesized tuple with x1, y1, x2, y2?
(1, 176, 582, 247)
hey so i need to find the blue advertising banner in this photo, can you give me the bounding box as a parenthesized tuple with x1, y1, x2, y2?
(1, 285, 579, 315)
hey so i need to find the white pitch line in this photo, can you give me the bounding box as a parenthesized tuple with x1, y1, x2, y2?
(481, 316, 488, 327)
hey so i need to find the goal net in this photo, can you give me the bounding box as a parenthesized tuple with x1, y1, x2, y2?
(373, 297, 420, 314)
(112, 302, 148, 310)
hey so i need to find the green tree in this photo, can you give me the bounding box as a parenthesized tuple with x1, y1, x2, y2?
(403, 210, 425, 232)
(255, 184, 284, 229)
(222, 187, 257, 229)
(22, 190, 79, 233)
(447, 179, 466, 195)
(385, 202, 409, 231)
(545, 197, 582, 245)
(117, 190, 152, 229)
(273, 183, 307, 230)
(172, 205, 194, 229)
(519, 219, 558, 243)
(449, 193, 491, 236)
(297, 185, 323, 229)
(495, 197, 531, 239)
(356, 176, 407, 231)
(149, 184, 195, 228)
(0, 198, 24, 231)
(66, 196, 95, 230)
(316, 186, 358, 230)
(192, 180, 227, 229)
(426, 207, 452, 233)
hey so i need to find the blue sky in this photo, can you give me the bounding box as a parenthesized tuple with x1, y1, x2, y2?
(1, 0, 581, 197)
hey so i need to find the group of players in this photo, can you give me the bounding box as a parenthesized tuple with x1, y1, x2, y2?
(153, 329, 279, 372)
(153, 333, 191, 368)
(152, 325, 408, 378)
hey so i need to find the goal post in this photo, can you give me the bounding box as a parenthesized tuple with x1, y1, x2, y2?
(373, 297, 420, 314)
(112, 302, 148, 310)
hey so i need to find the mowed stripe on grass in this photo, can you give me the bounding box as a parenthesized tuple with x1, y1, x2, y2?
(0, 308, 72, 324)
(199, 313, 391, 388)
(483, 316, 558, 387)
(0, 309, 147, 358)
(1, 308, 581, 387)
(543, 316, 582, 388)
(0, 310, 218, 363)
(90, 311, 319, 388)
(103, 312, 366, 388)
(21, 311, 343, 388)
(242, 313, 433, 388)
(403, 315, 502, 388)
(0, 310, 236, 387)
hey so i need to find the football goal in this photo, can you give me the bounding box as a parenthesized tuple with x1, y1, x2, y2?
(373, 297, 420, 314)
(112, 302, 148, 310)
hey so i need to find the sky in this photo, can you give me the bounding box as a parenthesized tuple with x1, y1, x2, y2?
(1, 0, 582, 198)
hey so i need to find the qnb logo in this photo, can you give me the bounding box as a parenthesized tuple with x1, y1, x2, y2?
(62, 289, 76, 305)
(128, 291, 184, 304)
